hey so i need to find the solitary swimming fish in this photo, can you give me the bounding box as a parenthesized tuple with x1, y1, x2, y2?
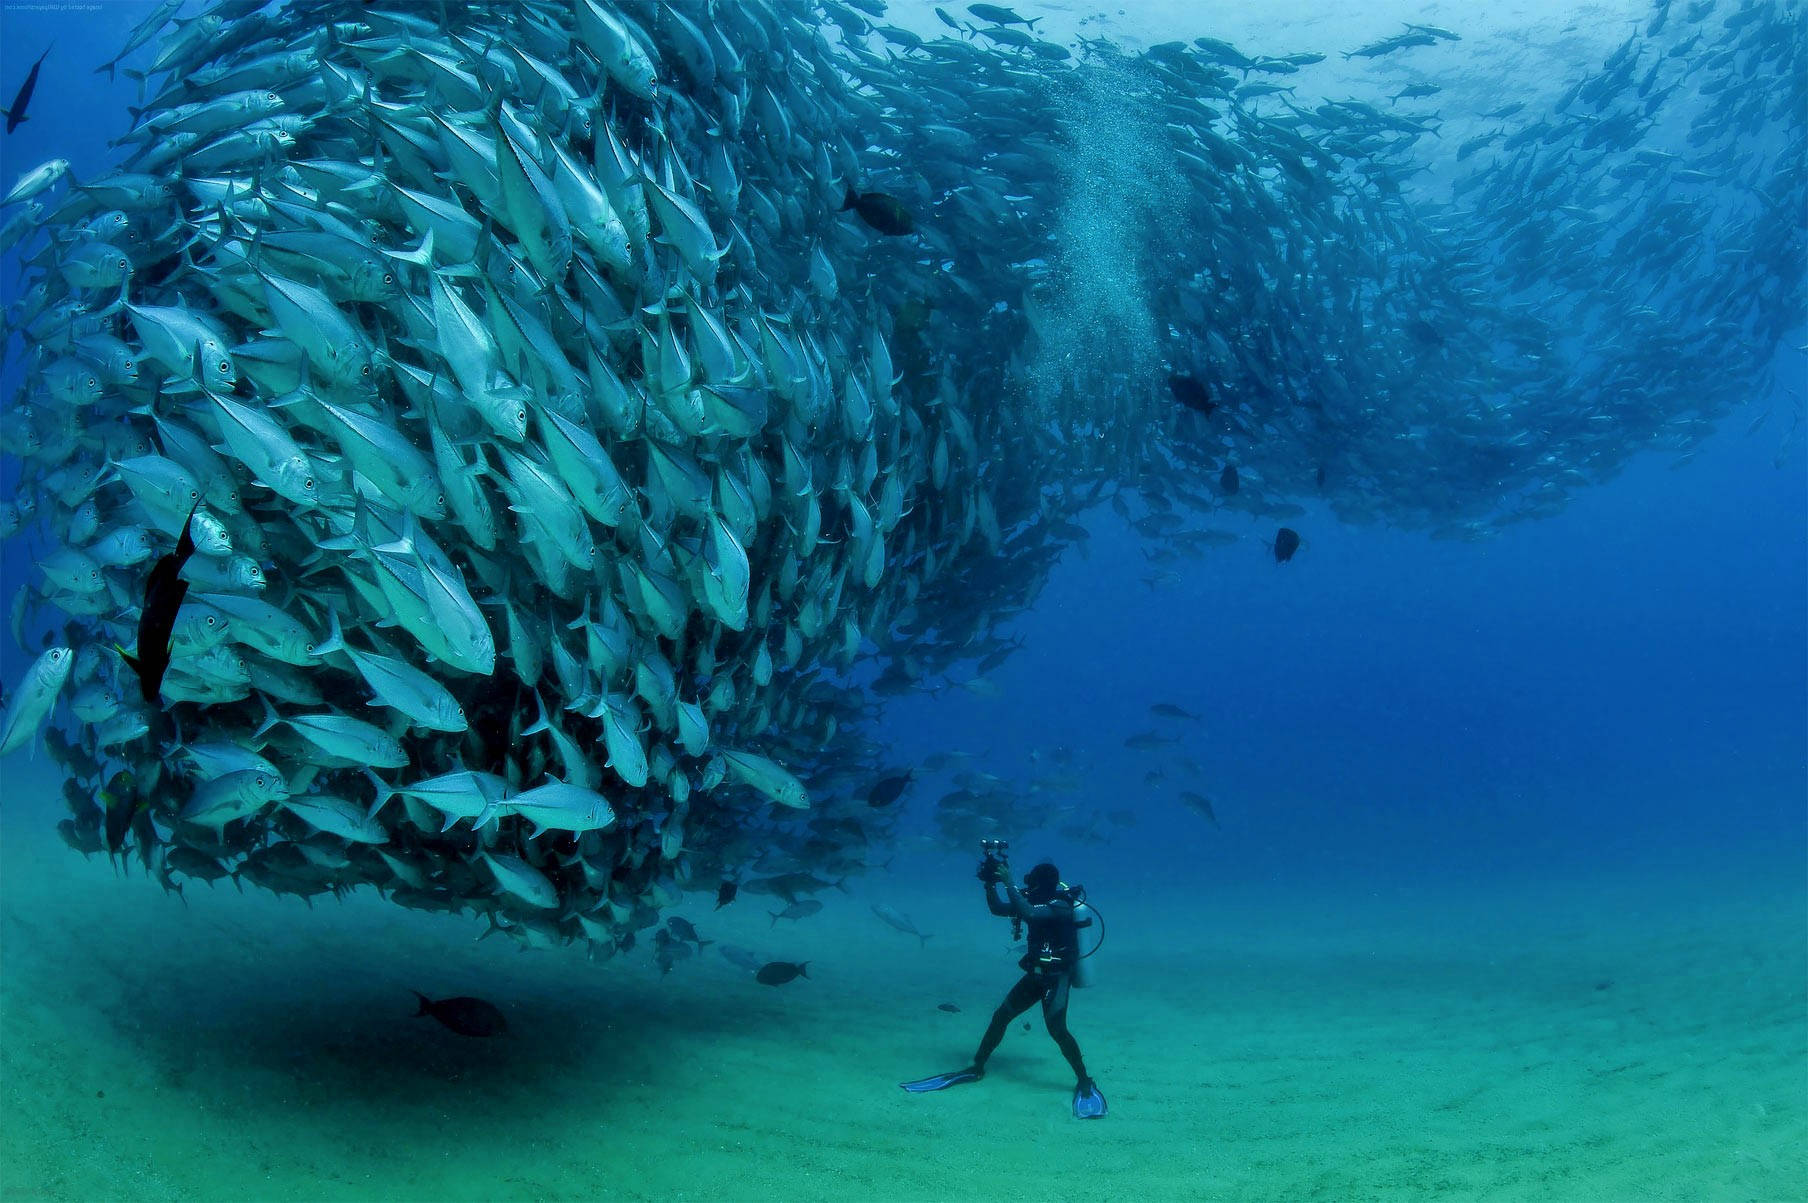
(412, 991, 508, 1037)
(871, 904, 931, 946)
(770, 899, 822, 926)
(841, 188, 914, 235)
(867, 771, 913, 808)
(715, 879, 738, 909)
(119, 502, 200, 705)
(2, 44, 51, 135)
(1179, 791, 1220, 828)
(756, 960, 809, 985)
(1273, 527, 1301, 563)
(1219, 463, 1240, 495)
(1168, 372, 1215, 416)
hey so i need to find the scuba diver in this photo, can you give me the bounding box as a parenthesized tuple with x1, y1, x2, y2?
(901, 841, 1107, 1119)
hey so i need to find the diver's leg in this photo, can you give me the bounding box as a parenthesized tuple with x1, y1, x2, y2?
(973, 973, 1042, 1070)
(1041, 974, 1089, 1083)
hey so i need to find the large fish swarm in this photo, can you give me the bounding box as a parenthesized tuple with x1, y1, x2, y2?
(0, 0, 1800, 955)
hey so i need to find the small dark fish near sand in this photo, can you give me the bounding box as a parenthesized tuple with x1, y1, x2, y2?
(2, 43, 51, 135)
(756, 961, 809, 986)
(1273, 527, 1301, 563)
(715, 879, 738, 909)
(938, 1002, 961, 1013)
(412, 992, 508, 1037)
(1150, 702, 1199, 722)
(841, 187, 914, 235)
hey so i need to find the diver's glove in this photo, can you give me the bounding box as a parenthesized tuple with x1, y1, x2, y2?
(977, 857, 1010, 884)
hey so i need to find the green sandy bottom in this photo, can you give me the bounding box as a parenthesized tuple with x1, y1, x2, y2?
(2, 788, 1802, 1201)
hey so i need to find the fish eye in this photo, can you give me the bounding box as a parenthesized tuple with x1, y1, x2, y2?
(207, 616, 217, 627)
(255, 775, 266, 787)
(87, 377, 97, 388)
(305, 642, 315, 653)
(383, 273, 394, 285)
(218, 361, 229, 374)
(361, 363, 370, 376)
(304, 477, 315, 489)
(515, 409, 526, 423)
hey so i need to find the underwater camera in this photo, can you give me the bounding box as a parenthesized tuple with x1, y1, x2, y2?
(977, 838, 1009, 881)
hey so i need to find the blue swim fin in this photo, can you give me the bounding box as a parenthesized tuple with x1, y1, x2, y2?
(1073, 1078, 1107, 1119)
(900, 1066, 982, 1093)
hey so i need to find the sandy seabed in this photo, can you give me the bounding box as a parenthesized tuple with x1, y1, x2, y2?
(2, 769, 1802, 1203)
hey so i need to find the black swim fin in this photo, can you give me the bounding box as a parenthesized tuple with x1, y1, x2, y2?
(900, 1066, 982, 1093)
(1073, 1078, 1107, 1119)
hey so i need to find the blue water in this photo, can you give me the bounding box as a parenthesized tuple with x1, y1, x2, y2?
(0, 3, 1803, 1199)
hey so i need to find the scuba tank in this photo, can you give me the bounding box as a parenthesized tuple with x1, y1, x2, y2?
(1063, 883, 1104, 989)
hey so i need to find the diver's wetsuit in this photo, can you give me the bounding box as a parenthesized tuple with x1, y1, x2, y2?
(972, 878, 1089, 1082)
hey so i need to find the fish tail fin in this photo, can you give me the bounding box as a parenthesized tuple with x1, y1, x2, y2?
(251, 692, 282, 740)
(522, 688, 551, 735)
(769, 910, 781, 927)
(384, 225, 435, 267)
(920, 933, 932, 948)
(312, 609, 346, 658)
(799, 962, 810, 978)
(363, 769, 394, 820)
(412, 991, 432, 1016)
(840, 187, 857, 211)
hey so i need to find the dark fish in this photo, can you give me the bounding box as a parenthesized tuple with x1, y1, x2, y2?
(1273, 527, 1300, 563)
(867, 771, 913, 808)
(103, 790, 142, 855)
(770, 899, 823, 926)
(57, 818, 105, 856)
(719, 944, 764, 973)
(968, 3, 1038, 26)
(756, 960, 809, 985)
(938, 1002, 961, 1013)
(841, 188, 914, 235)
(1167, 372, 1215, 415)
(715, 879, 738, 909)
(1218, 463, 1239, 495)
(2, 44, 51, 135)
(119, 502, 199, 705)
(1179, 790, 1220, 828)
(1150, 702, 1199, 721)
(665, 915, 711, 946)
(412, 992, 507, 1037)
(1406, 318, 1445, 347)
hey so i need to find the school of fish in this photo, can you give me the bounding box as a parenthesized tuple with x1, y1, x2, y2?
(0, 0, 1800, 958)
